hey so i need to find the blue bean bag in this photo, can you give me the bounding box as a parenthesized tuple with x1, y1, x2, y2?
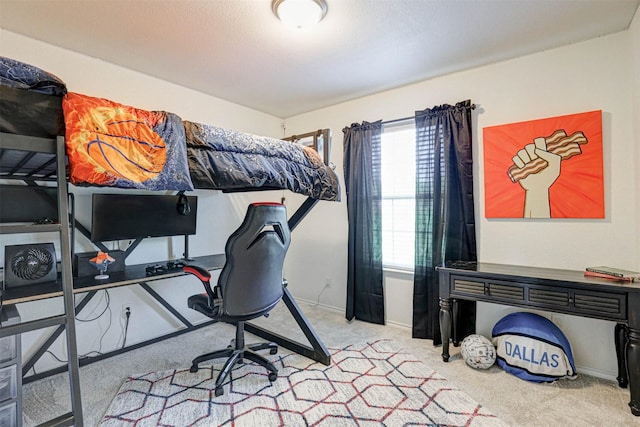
(491, 312, 577, 383)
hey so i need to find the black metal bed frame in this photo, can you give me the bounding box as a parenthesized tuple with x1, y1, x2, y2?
(1, 130, 334, 389)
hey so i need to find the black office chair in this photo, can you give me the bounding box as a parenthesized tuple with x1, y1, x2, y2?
(183, 202, 290, 396)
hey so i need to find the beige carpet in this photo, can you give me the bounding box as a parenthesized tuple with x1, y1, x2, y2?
(23, 301, 638, 426)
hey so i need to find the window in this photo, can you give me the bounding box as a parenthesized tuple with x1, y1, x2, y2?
(381, 122, 415, 270)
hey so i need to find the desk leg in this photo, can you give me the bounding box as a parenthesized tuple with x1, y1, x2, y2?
(439, 297, 452, 362)
(615, 323, 629, 388)
(627, 327, 640, 416)
(245, 287, 331, 366)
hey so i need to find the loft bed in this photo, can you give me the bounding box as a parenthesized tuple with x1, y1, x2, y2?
(1, 58, 339, 200)
(0, 57, 336, 421)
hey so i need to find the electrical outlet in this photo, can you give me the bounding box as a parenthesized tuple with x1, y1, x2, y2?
(324, 277, 333, 288)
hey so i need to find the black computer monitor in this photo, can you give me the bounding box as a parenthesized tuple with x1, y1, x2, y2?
(90, 193, 197, 242)
(0, 185, 59, 223)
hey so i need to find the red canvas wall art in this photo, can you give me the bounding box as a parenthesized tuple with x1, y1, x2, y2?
(483, 110, 604, 218)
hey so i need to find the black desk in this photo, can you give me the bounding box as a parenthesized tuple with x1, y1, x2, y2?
(4, 254, 330, 382)
(437, 262, 640, 416)
(2, 255, 225, 304)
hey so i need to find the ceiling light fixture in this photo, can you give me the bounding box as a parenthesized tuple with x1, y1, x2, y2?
(272, 0, 328, 29)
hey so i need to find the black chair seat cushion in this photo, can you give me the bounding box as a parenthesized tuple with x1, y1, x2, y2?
(188, 293, 220, 318)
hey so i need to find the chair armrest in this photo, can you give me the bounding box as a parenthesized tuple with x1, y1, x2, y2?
(184, 265, 218, 302)
(183, 265, 211, 281)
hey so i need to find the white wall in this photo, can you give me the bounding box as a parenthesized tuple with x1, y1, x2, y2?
(632, 8, 640, 288)
(1, 30, 288, 373)
(285, 25, 639, 379)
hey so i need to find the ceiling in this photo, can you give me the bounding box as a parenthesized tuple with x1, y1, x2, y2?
(1, 0, 638, 118)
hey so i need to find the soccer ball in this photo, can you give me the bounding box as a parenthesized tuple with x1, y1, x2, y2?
(461, 334, 496, 369)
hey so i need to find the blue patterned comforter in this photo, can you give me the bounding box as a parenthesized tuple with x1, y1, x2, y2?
(184, 121, 340, 201)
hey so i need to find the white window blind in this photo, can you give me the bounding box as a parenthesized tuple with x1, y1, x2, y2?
(381, 122, 415, 270)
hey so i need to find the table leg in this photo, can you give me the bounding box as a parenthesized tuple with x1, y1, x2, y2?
(439, 297, 452, 362)
(452, 299, 459, 346)
(615, 323, 628, 388)
(627, 327, 640, 416)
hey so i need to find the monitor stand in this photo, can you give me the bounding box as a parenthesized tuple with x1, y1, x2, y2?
(182, 235, 194, 262)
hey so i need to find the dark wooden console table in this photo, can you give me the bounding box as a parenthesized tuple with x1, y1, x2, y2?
(438, 261, 640, 416)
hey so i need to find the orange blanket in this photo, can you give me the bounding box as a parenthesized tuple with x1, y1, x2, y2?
(63, 92, 193, 190)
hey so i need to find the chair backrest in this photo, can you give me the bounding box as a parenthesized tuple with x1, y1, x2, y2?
(218, 202, 290, 319)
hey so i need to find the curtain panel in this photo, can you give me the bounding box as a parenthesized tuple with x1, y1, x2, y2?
(412, 100, 477, 343)
(342, 121, 385, 324)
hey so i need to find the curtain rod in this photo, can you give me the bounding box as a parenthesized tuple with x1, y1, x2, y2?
(382, 103, 477, 126)
(381, 115, 414, 126)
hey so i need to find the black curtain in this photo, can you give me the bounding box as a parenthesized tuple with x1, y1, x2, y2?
(412, 100, 477, 343)
(342, 121, 384, 324)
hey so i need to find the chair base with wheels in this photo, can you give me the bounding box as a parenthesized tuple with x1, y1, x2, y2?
(188, 289, 280, 396)
(183, 202, 290, 396)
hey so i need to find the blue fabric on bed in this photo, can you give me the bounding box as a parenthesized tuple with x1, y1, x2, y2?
(0, 56, 67, 96)
(0, 57, 65, 137)
(184, 121, 340, 201)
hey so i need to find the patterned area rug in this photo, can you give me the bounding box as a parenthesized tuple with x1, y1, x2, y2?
(100, 340, 506, 426)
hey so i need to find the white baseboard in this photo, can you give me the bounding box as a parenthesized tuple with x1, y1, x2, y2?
(295, 297, 342, 314)
(575, 364, 617, 382)
(385, 319, 411, 330)
(295, 297, 412, 331)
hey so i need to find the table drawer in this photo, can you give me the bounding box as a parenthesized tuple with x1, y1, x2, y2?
(528, 288, 626, 320)
(488, 283, 525, 301)
(452, 278, 525, 302)
(573, 292, 625, 318)
(529, 288, 569, 307)
(452, 279, 485, 295)
(449, 275, 627, 321)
